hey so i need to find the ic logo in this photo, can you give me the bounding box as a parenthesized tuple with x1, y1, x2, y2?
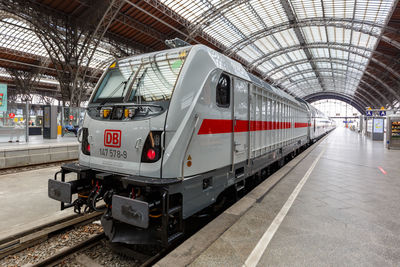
(104, 129, 121, 148)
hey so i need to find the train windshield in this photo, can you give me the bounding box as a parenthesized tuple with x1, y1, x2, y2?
(91, 49, 189, 104)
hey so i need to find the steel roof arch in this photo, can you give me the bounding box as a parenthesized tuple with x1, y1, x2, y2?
(276, 65, 400, 101)
(266, 57, 400, 82)
(249, 42, 400, 71)
(287, 75, 391, 108)
(292, 83, 382, 109)
(303, 92, 367, 114)
(226, 17, 400, 56)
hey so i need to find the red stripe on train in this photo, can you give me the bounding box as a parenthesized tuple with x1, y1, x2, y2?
(198, 119, 309, 135)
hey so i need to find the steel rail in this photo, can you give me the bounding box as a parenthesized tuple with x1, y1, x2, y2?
(30, 232, 105, 267)
(0, 211, 103, 260)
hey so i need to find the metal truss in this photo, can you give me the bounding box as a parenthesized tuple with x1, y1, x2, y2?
(280, 0, 326, 91)
(266, 57, 400, 82)
(287, 75, 391, 108)
(253, 43, 400, 104)
(0, 0, 124, 106)
(290, 74, 390, 106)
(289, 75, 390, 105)
(294, 77, 388, 107)
(6, 68, 43, 102)
(139, 0, 253, 68)
(114, 11, 168, 43)
(303, 92, 368, 114)
(249, 42, 400, 71)
(291, 80, 382, 109)
(128, 0, 254, 74)
(188, 0, 248, 37)
(194, 0, 267, 63)
(267, 55, 400, 106)
(226, 17, 400, 56)
(275, 65, 400, 102)
(70, 0, 125, 106)
(241, 1, 314, 91)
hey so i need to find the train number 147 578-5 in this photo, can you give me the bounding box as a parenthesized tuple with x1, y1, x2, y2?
(99, 148, 128, 159)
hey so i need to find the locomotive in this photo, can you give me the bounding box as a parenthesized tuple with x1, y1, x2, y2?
(48, 44, 334, 246)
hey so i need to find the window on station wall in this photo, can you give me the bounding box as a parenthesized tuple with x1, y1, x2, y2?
(311, 100, 361, 118)
(216, 74, 230, 108)
(311, 99, 361, 127)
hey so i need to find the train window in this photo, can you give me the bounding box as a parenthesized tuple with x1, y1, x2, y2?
(216, 74, 230, 108)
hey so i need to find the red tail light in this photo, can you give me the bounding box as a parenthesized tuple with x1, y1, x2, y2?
(141, 131, 162, 163)
(81, 128, 90, 156)
(147, 148, 156, 160)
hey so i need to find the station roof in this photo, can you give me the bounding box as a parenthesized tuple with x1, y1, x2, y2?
(0, 0, 399, 111)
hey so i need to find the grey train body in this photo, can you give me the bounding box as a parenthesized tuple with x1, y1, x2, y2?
(48, 45, 335, 246)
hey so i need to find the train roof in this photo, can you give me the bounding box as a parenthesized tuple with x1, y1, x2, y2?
(115, 44, 308, 108)
(190, 45, 304, 107)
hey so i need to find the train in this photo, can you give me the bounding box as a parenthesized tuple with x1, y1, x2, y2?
(48, 44, 335, 247)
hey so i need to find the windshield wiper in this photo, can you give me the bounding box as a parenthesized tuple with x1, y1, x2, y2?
(97, 81, 127, 108)
(97, 68, 139, 108)
(131, 67, 148, 103)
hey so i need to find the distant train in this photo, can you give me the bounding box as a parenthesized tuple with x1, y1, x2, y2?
(48, 44, 335, 247)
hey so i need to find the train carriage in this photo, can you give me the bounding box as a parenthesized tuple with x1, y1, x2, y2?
(48, 44, 334, 246)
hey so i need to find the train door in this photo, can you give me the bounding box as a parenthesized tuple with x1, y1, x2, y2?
(232, 78, 249, 166)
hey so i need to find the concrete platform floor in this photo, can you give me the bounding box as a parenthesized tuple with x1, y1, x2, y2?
(0, 135, 79, 169)
(0, 135, 77, 148)
(185, 128, 400, 266)
(0, 166, 76, 236)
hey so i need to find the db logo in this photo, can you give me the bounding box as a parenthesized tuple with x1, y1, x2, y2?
(104, 129, 121, 148)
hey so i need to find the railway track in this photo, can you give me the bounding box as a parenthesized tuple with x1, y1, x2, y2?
(28, 232, 105, 267)
(0, 211, 103, 260)
(25, 233, 166, 267)
(0, 206, 168, 267)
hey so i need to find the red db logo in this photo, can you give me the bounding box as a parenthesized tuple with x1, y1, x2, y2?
(104, 129, 121, 148)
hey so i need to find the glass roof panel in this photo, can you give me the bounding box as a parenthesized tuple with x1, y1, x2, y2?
(254, 36, 280, 54)
(290, 0, 323, 19)
(224, 4, 264, 36)
(0, 16, 115, 73)
(301, 26, 327, 43)
(0, 18, 48, 58)
(249, 0, 289, 26)
(272, 29, 300, 48)
(3, 0, 397, 101)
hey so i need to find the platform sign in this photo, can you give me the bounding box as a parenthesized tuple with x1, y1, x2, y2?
(0, 84, 7, 112)
(379, 106, 386, 116)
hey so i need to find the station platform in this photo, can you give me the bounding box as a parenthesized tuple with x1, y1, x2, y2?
(157, 127, 400, 266)
(0, 136, 78, 169)
(0, 165, 76, 240)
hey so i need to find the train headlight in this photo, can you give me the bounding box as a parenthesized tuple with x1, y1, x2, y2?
(101, 108, 112, 119)
(125, 108, 136, 118)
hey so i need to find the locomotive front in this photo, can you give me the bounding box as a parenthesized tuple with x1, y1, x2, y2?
(48, 47, 191, 246)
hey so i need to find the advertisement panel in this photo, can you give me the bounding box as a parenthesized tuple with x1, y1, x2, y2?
(373, 118, 384, 133)
(0, 83, 7, 113)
